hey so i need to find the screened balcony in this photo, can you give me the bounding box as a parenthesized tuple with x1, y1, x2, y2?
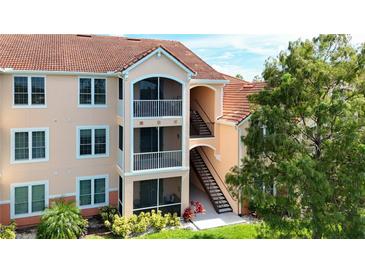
(133, 126, 182, 171)
(133, 77, 182, 118)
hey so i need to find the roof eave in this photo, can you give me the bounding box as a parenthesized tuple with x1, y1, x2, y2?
(120, 47, 196, 78)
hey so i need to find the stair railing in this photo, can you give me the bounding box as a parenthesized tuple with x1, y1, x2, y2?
(190, 100, 215, 136)
(198, 147, 237, 204)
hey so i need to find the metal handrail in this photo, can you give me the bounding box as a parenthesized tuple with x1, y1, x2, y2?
(198, 147, 236, 201)
(192, 99, 214, 124)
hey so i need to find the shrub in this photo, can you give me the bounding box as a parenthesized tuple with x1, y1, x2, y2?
(0, 222, 16, 239)
(150, 210, 167, 231)
(183, 201, 205, 222)
(100, 206, 119, 223)
(129, 213, 150, 234)
(111, 215, 131, 239)
(166, 213, 181, 227)
(37, 200, 88, 239)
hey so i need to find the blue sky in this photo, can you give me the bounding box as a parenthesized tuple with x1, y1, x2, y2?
(126, 34, 311, 81)
(127, 34, 365, 81)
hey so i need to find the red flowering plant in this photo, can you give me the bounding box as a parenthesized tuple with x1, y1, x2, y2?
(182, 207, 194, 222)
(191, 201, 205, 214)
(183, 201, 205, 222)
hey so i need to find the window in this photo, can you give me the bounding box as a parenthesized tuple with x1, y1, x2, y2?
(119, 126, 123, 151)
(77, 126, 109, 158)
(77, 175, 108, 208)
(11, 128, 49, 163)
(11, 181, 48, 218)
(119, 78, 123, 100)
(133, 177, 181, 215)
(79, 78, 106, 106)
(13, 76, 46, 106)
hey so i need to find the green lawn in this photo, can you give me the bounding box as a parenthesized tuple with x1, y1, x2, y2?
(139, 224, 258, 239)
(84, 224, 259, 239)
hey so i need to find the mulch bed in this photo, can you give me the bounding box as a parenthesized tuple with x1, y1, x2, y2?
(15, 216, 107, 239)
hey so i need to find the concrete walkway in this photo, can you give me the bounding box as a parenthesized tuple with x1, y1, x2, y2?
(189, 185, 253, 230)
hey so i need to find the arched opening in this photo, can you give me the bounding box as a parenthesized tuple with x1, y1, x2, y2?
(133, 76, 182, 117)
(190, 86, 216, 138)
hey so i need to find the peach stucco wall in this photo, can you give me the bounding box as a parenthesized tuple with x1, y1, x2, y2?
(116, 53, 191, 217)
(0, 74, 119, 202)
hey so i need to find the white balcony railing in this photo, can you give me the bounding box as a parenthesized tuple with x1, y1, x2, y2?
(133, 150, 182, 171)
(133, 100, 182, 118)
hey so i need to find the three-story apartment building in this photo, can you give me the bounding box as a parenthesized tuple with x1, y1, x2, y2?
(0, 35, 263, 227)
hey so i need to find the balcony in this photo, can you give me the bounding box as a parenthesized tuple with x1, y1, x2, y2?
(133, 76, 182, 118)
(133, 150, 182, 171)
(133, 100, 182, 118)
(133, 126, 182, 171)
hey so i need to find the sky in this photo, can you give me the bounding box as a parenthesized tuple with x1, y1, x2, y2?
(127, 34, 365, 81)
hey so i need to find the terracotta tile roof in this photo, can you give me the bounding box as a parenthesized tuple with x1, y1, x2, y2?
(0, 34, 224, 80)
(220, 73, 266, 124)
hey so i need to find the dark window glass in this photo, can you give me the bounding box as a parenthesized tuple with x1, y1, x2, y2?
(94, 128, 106, 154)
(31, 184, 45, 212)
(159, 204, 181, 216)
(14, 77, 28, 105)
(31, 77, 45, 105)
(159, 78, 182, 100)
(139, 127, 158, 153)
(31, 131, 46, 159)
(15, 186, 28, 214)
(159, 177, 181, 206)
(119, 78, 123, 100)
(119, 177, 123, 202)
(135, 77, 158, 100)
(79, 179, 92, 206)
(94, 79, 106, 105)
(94, 178, 106, 204)
(15, 132, 29, 160)
(80, 129, 92, 155)
(133, 180, 158, 209)
(119, 126, 123, 150)
(79, 78, 92, 104)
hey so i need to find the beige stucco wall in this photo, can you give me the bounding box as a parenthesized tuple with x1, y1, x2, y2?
(117, 53, 191, 217)
(0, 74, 119, 202)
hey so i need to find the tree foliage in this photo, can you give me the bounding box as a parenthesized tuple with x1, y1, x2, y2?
(226, 34, 365, 238)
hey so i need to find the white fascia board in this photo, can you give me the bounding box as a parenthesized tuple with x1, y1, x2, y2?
(190, 79, 229, 85)
(0, 68, 118, 77)
(121, 47, 195, 77)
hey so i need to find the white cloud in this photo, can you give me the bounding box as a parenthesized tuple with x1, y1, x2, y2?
(183, 34, 317, 57)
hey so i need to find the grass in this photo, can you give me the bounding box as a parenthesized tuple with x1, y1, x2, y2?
(84, 224, 259, 239)
(139, 224, 258, 239)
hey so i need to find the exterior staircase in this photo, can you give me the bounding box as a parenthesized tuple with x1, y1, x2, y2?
(190, 148, 233, 214)
(190, 110, 213, 137)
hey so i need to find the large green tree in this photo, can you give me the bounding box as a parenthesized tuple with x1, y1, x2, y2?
(226, 35, 365, 238)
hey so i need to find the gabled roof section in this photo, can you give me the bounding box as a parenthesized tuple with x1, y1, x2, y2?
(119, 45, 195, 76)
(0, 34, 224, 80)
(220, 73, 266, 124)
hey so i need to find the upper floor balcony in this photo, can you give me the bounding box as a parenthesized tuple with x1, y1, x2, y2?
(133, 126, 182, 171)
(133, 77, 182, 118)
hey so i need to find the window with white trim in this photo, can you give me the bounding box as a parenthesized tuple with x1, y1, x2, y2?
(77, 126, 109, 158)
(79, 78, 106, 106)
(13, 76, 46, 106)
(11, 181, 48, 218)
(11, 128, 49, 163)
(77, 175, 108, 208)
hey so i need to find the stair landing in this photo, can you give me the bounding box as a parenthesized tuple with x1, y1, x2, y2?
(190, 185, 251, 230)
